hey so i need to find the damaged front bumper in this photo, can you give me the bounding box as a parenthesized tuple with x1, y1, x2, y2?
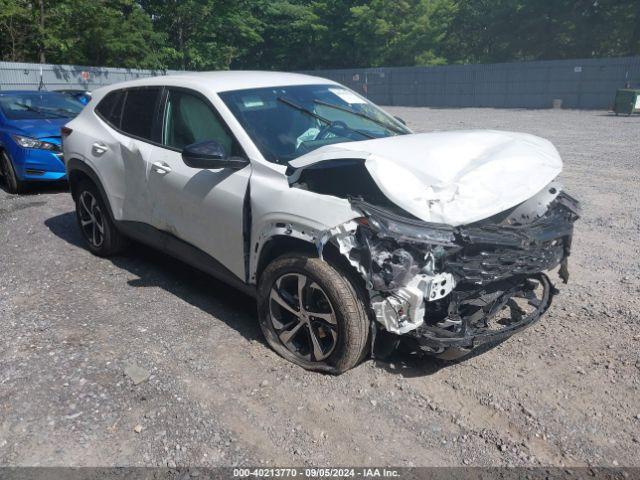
(410, 273, 554, 357)
(324, 188, 580, 357)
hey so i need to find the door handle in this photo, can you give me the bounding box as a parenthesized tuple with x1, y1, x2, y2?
(91, 142, 108, 155)
(152, 161, 172, 174)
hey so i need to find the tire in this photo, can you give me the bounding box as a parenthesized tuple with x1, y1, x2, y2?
(0, 150, 24, 194)
(74, 178, 128, 256)
(257, 254, 370, 374)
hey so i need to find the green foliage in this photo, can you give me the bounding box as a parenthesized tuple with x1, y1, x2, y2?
(45, 0, 169, 68)
(0, 0, 37, 61)
(0, 0, 638, 69)
(442, 0, 640, 64)
(140, 0, 262, 70)
(234, 0, 327, 70)
(346, 0, 454, 67)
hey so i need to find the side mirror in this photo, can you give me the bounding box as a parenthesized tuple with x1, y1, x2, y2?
(394, 116, 407, 126)
(181, 140, 248, 170)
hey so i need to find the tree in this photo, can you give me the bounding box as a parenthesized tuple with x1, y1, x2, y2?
(311, 0, 364, 69)
(234, 0, 327, 71)
(0, 0, 34, 62)
(346, 0, 453, 67)
(44, 0, 169, 68)
(1, 0, 638, 70)
(141, 0, 261, 70)
(442, 0, 640, 64)
(0, 0, 170, 68)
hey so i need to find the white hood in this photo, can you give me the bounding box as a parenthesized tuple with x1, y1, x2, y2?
(289, 130, 563, 226)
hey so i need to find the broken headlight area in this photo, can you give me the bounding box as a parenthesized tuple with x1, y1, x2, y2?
(330, 192, 579, 352)
(449, 190, 580, 286)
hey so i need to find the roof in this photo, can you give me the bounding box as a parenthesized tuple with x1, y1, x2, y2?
(95, 71, 339, 95)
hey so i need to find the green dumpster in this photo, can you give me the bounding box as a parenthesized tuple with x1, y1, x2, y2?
(613, 89, 640, 115)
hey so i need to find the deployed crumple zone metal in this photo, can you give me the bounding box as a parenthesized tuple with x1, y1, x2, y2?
(267, 122, 578, 359)
(301, 168, 579, 352)
(285, 124, 579, 355)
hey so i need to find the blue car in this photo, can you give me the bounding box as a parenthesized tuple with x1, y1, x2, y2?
(55, 89, 92, 105)
(0, 90, 84, 193)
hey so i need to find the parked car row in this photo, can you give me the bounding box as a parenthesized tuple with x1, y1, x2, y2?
(1, 73, 579, 373)
(55, 89, 92, 105)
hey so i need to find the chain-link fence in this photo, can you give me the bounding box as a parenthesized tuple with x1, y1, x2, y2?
(305, 56, 640, 109)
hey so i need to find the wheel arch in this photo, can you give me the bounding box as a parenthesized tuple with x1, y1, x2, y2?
(255, 234, 370, 305)
(66, 158, 115, 221)
(255, 235, 316, 284)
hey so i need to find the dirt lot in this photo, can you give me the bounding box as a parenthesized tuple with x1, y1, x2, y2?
(1, 108, 639, 468)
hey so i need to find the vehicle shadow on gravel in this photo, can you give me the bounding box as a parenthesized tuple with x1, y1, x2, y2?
(44, 211, 263, 344)
(0, 179, 68, 195)
(45, 210, 499, 377)
(375, 338, 508, 378)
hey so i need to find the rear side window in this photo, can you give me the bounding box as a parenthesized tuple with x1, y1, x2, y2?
(120, 87, 161, 141)
(95, 90, 125, 128)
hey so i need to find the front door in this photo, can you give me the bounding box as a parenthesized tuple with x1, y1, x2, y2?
(146, 88, 251, 281)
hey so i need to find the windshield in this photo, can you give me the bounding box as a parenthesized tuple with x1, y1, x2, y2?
(219, 84, 411, 164)
(0, 92, 84, 120)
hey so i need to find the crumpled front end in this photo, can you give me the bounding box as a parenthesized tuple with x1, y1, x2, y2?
(320, 182, 580, 358)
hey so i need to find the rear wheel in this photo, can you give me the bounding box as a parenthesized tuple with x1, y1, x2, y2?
(0, 150, 24, 194)
(74, 179, 127, 256)
(258, 254, 370, 374)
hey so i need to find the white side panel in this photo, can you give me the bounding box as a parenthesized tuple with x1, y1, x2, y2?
(248, 161, 360, 282)
(64, 111, 151, 222)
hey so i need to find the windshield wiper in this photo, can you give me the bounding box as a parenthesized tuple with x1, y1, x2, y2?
(313, 99, 406, 135)
(277, 97, 374, 139)
(15, 102, 68, 119)
(54, 107, 79, 116)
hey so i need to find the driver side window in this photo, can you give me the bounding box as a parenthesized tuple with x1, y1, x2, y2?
(162, 89, 237, 156)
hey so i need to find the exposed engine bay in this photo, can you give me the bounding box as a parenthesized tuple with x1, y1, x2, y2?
(315, 181, 580, 357)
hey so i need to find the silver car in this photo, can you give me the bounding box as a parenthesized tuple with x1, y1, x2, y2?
(62, 71, 579, 373)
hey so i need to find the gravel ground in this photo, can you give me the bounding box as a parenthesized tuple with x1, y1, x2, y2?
(1, 108, 639, 468)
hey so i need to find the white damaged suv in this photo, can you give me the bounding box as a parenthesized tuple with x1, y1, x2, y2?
(63, 72, 579, 373)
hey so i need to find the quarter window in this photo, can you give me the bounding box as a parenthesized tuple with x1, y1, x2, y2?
(120, 87, 161, 140)
(95, 90, 125, 128)
(162, 89, 237, 155)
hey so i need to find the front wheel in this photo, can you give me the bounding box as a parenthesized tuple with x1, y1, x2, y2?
(0, 150, 24, 194)
(257, 254, 370, 374)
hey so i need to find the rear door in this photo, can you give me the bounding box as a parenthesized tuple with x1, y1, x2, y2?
(89, 87, 162, 223)
(116, 87, 163, 223)
(145, 87, 251, 280)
